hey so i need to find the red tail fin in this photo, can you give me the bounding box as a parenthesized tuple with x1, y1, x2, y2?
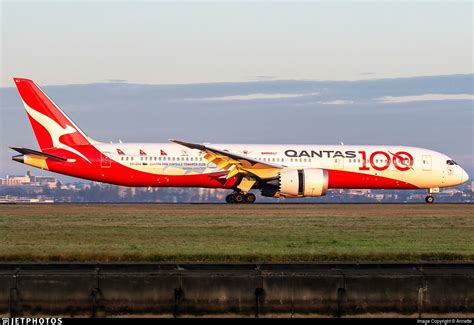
(13, 78, 95, 151)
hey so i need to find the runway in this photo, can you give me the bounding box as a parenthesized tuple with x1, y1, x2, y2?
(1, 262, 473, 317)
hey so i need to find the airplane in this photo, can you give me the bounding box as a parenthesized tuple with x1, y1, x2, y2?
(9, 77, 469, 204)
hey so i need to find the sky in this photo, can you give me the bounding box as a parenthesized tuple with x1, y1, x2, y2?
(0, 2, 473, 181)
(1, 2, 473, 86)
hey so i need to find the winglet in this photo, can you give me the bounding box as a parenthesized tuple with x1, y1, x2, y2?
(169, 139, 206, 151)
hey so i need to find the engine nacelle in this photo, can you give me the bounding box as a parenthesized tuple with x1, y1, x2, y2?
(278, 168, 328, 197)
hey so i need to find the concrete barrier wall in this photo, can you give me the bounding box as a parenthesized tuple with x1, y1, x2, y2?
(0, 263, 473, 317)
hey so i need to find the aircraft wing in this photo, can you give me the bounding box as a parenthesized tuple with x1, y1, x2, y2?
(170, 139, 283, 180)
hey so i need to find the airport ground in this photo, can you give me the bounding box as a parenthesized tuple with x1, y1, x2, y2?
(0, 203, 473, 262)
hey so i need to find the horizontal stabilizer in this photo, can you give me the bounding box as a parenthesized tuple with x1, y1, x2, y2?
(9, 147, 68, 161)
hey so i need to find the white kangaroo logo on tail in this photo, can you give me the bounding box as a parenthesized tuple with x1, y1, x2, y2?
(22, 100, 92, 163)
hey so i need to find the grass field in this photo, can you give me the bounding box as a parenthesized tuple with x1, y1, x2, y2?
(0, 204, 473, 262)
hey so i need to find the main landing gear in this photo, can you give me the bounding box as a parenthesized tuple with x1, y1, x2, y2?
(225, 192, 256, 204)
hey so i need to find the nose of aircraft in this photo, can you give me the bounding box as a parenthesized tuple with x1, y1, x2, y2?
(460, 168, 469, 184)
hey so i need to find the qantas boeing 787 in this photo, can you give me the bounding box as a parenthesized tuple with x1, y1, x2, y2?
(10, 78, 469, 203)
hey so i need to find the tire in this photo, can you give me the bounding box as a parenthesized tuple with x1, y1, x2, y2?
(244, 193, 256, 204)
(233, 193, 245, 204)
(225, 194, 235, 204)
(425, 195, 434, 203)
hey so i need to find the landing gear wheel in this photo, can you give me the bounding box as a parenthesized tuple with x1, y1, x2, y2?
(244, 193, 256, 204)
(425, 195, 434, 204)
(233, 193, 245, 204)
(226, 194, 235, 203)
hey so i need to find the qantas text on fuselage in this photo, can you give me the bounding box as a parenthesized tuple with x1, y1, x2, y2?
(10, 78, 469, 204)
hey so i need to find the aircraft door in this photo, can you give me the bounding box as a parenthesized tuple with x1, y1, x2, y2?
(422, 155, 432, 171)
(101, 152, 112, 168)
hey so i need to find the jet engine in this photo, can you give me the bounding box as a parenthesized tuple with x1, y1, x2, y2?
(261, 168, 328, 198)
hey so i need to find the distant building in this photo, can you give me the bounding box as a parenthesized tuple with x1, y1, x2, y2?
(117, 186, 128, 198)
(2, 174, 31, 185)
(443, 188, 463, 196)
(0, 195, 54, 203)
(33, 176, 58, 188)
(0, 171, 58, 188)
(346, 189, 371, 196)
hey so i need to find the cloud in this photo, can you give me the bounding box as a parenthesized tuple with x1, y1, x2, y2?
(318, 100, 354, 105)
(181, 92, 319, 102)
(105, 79, 127, 83)
(377, 94, 474, 103)
(254, 75, 278, 80)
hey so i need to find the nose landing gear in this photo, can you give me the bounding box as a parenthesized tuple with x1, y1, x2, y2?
(425, 188, 439, 204)
(225, 192, 256, 204)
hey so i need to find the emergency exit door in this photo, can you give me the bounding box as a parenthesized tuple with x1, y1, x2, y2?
(422, 155, 432, 171)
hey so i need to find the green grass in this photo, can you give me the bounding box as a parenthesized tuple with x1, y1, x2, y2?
(0, 204, 473, 262)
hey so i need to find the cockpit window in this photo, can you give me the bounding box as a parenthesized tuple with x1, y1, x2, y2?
(446, 160, 458, 165)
